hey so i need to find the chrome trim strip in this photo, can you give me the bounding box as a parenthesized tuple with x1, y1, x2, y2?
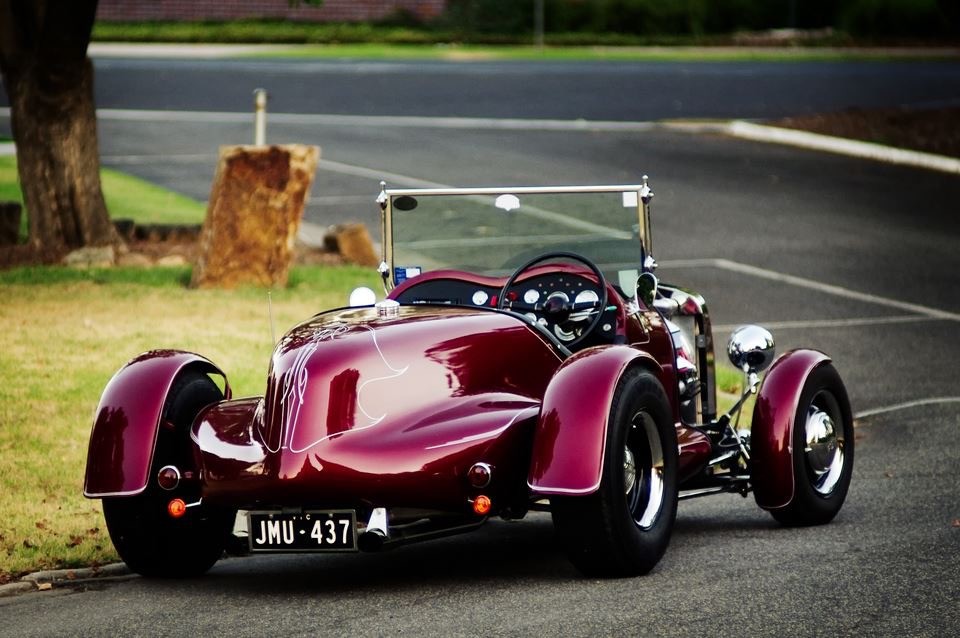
(385, 184, 647, 197)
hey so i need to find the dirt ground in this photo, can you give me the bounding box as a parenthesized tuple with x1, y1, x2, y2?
(772, 106, 960, 159)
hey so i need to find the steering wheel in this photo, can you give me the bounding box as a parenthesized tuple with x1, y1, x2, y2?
(498, 251, 608, 349)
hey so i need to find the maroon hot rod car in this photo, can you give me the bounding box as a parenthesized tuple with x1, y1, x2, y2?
(84, 181, 853, 577)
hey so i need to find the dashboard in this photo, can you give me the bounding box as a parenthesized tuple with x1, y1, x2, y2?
(391, 271, 620, 346)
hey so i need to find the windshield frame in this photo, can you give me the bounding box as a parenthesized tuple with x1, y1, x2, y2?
(379, 183, 654, 289)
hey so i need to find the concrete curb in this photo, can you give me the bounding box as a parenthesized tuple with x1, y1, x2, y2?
(83, 42, 960, 61)
(5, 118, 959, 174)
(88, 43, 295, 59)
(726, 120, 960, 175)
(0, 563, 132, 598)
(661, 120, 960, 176)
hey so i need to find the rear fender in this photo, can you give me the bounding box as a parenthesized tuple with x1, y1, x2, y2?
(751, 349, 831, 510)
(83, 350, 228, 498)
(527, 346, 670, 495)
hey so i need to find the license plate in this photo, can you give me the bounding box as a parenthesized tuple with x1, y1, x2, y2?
(248, 510, 357, 552)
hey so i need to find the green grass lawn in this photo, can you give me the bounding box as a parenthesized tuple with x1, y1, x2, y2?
(248, 42, 949, 62)
(90, 21, 960, 63)
(0, 264, 381, 581)
(0, 158, 382, 581)
(1, 156, 206, 242)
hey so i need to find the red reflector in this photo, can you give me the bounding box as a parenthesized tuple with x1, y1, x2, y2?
(467, 463, 492, 488)
(167, 498, 187, 519)
(157, 465, 181, 491)
(473, 495, 492, 516)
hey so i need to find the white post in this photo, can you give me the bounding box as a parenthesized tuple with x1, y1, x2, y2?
(253, 88, 267, 145)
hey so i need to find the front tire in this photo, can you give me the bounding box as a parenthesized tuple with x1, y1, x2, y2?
(103, 370, 233, 577)
(551, 368, 678, 577)
(768, 363, 854, 526)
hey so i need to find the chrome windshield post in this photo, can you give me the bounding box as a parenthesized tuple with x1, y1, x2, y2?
(640, 175, 655, 262)
(376, 181, 392, 294)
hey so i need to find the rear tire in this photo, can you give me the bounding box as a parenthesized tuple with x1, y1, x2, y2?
(768, 363, 854, 526)
(551, 368, 678, 577)
(103, 370, 233, 577)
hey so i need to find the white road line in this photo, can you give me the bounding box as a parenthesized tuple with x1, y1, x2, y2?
(713, 315, 937, 333)
(85, 108, 658, 132)
(664, 257, 960, 329)
(855, 398, 960, 419)
(658, 258, 729, 269)
(309, 195, 377, 205)
(319, 159, 632, 239)
(3, 105, 654, 133)
(712, 258, 960, 322)
(7, 106, 959, 173)
(101, 153, 628, 239)
(318, 158, 448, 189)
(101, 153, 216, 164)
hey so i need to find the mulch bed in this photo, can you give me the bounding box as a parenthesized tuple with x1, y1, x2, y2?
(772, 106, 960, 159)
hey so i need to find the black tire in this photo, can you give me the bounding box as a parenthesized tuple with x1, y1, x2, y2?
(768, 363, 854, 526)
(551, 368, 678, 577)
(103, 370, 234, 577)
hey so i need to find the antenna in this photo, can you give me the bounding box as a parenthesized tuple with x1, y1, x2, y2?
(268, 290, 276, 345)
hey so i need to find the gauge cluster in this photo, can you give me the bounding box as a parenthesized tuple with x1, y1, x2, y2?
(503, 273, 607, 343)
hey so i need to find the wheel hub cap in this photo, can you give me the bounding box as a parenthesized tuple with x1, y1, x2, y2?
(804, 404, 843, 495)
(623, 447, 637, 494)
(627, 412, 665, 530)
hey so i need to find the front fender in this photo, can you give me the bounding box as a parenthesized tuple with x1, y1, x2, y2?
(527, 346, 668, 496)
(83, 350, 228, 498)
(751, 349, 831, 510)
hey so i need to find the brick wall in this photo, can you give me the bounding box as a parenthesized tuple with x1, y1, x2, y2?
(96, 1, 447, 23)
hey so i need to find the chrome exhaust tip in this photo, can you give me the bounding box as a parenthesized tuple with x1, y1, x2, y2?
(358, 529, 387, 552)
(359, 507, 388, 552)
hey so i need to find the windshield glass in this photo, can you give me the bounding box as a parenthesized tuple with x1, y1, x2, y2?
(388, 187, 647, 284)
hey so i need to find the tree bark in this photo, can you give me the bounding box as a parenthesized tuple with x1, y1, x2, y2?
(0, 0, 117, 261)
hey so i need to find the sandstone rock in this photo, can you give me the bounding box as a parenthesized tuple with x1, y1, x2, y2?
(191, 144, 320, 288)
(62, 245, 115, 268)
(324, 223, 379, 267)
(157, 255, 187, 267)
(116, 252, 153, 267)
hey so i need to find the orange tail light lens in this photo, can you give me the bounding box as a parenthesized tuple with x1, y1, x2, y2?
(167, 498, 187, 519)
(473, 495, 492, 516)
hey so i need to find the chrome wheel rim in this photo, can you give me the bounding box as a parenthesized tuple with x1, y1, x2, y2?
(804, 392, 845, 496)
(625, 411, 665, 529)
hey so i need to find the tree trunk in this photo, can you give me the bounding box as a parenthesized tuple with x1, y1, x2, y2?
(0, 0, 117, 261)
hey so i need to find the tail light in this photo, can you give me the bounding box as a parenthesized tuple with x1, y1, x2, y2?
(472, 495, 492, 516)
(167, 498, 187, 519)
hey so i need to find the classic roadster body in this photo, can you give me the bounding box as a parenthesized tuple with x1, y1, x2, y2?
(84, 181, 853, 577)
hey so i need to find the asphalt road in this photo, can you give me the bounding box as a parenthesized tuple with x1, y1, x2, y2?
(1, 55, 959, 635)
(85, 58, 960, 118)
(2, 406, 956, 637)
